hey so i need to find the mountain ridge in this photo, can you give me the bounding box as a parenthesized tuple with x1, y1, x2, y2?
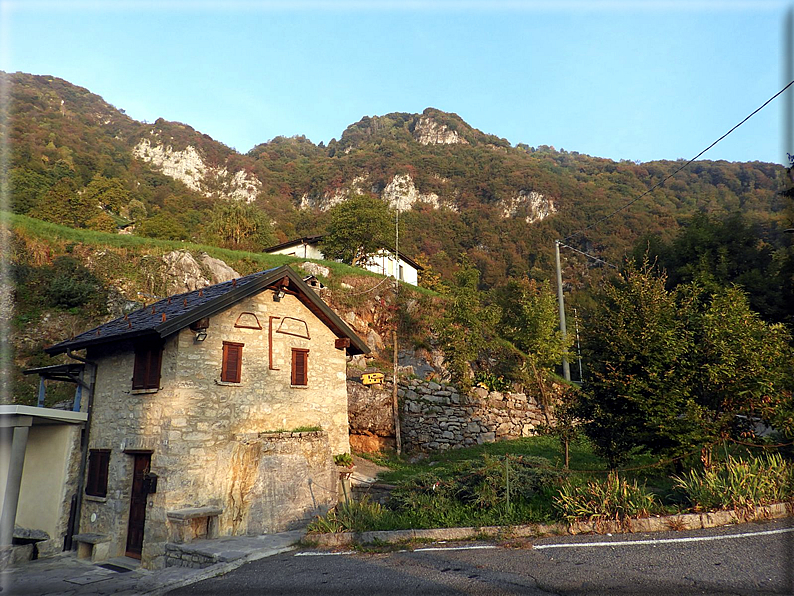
(3, 70, 787, 287)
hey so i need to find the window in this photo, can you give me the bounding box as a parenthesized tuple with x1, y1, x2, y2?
(86, 449, 110, 497)
(291, 348, 309, 386)
(222, 342, 244, 383)
(132, 343, 162, 390)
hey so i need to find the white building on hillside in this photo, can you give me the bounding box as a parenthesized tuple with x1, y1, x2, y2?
(265, 236, 422, 286)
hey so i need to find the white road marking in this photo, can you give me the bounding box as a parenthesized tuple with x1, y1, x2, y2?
(295, 551, 356, 556)
(533, 526, 794, 550)
(414, 545, 499, 552)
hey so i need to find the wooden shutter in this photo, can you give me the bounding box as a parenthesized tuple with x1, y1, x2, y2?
(86, 449, 110, 497)
(291, 348, 309, 386)
(133, 343, 162, 390)
(222, 342, 244, 383)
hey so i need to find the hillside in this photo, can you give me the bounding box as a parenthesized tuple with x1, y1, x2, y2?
(6, 213, 442, 407)
(3, 71, 789, 290)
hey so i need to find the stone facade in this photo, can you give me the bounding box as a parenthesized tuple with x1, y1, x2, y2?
(400, 379, 555, 452)
(79, 288, 349, 569)
(347, 379, 396, 453)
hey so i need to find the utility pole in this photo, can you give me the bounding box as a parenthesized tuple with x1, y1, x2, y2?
(574, 308, 583, 384)
(392, 206, 402, 455)
(555, 240, 571, 382)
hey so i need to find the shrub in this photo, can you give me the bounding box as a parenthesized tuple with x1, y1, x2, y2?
(44, 256, 106, 311)
(673, 453, 794, 511)
(553, 472, 657, 522)
(474, 371, 511, 392)
(307, 498, 388, 533)
(334, 453, 354, 468)
(388, 455, 562, 514)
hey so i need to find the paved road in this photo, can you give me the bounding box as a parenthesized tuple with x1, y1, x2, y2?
(169, 518, 794, 595)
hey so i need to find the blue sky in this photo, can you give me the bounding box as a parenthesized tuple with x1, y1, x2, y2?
(1, 1, 791, 164)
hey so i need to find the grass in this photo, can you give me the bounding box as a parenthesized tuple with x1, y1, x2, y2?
(338, 436, 794, 533)
(6, 212, 441, 297)
(373, 434, 605, 485)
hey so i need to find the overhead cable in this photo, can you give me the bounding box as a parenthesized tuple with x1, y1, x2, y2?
(558, 242, 619, 270)
(564, 79, 794, 243)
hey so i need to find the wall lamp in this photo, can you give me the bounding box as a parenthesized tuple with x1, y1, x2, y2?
(190, 317, 210, 342)
(273, 288, 286, 302)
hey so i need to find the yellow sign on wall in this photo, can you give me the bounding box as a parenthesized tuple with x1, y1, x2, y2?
(361, 373, 385, 386)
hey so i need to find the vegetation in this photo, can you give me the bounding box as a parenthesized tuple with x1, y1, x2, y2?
(334, 453, 354, 468)
(575, 259, 793, 468)
(554, 472, 658, 522)
(673, 453, 794, 511)
(311, 433, 794, 533)
(320, 194, 395, 266)
(5, 72, 789, 298)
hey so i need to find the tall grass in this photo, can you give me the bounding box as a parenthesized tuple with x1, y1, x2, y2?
(673, 453, 794, 511)
(553, 472, 658, 522)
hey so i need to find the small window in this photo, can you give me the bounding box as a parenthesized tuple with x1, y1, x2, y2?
(291, 348, 309, 386)
(86, 449, 110, 497)
(222, 342, 244, 383)
(132, 343, 162, 390)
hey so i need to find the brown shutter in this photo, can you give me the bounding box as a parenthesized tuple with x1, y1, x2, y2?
(133, 343, 163, 390)
(147, 346, 162, 389)
(132, 346, 147, 389)
(86, 449, 110, 497)
(291, 348, 308, 385)
(222, 342, 243, 383)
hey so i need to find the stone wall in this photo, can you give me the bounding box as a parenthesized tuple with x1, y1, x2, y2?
(81, 287, 348, 569)
(399, 380, 555, 452)
(347, 379, 395, 453)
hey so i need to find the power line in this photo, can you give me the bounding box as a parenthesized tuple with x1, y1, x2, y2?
(564, 79, 794, 243)
(558, 242, 619, 270)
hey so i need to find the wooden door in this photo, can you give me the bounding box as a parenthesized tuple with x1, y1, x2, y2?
(125, 453, 151, 559)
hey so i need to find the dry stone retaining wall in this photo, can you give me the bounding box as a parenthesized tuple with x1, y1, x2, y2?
(399, 379, 555, 452)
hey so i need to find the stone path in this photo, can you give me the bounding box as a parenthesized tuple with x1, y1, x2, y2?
(0, 530, 304, 595)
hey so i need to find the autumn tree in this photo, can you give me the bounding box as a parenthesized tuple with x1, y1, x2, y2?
(30, 178, 100, 229)
(84, 175, 130, 213)
(320, 194, 395, 267)
(202, 200, 275, 251)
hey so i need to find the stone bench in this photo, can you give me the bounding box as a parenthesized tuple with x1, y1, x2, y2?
(72, 533, 111, 562)
(166, 507, 223, 544)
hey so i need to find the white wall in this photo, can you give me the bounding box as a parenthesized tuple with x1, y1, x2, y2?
(268, 244, 420, 286)
(268, 243, 325, 260)
(0, 424, 77, 540)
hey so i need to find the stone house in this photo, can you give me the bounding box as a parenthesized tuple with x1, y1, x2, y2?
(43, 265, 367, 569)
(265, 235, 423, 286)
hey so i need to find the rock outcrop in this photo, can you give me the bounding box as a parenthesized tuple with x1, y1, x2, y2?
(382, 174, 441, 211)
(413, 116, 469, 146)
(160, 250, 240, 295)
(133, 138, 261, 202)
(500, 190, 557, 224)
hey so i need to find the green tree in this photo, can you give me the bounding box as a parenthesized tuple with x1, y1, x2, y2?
(83, 175, 129, 213)
(577, 261, 695, 467)
(685, 284, 794, 445)
(9, 168, 50, 214)
(320, 194, 395, 267)
(136, 213, 189, 241)
(577, 261, 793, 468)
(202, 200, 275, 251)
(436, 260, 500, 388)
(29, 178, 99, 229)
(496, 278, 571, 373)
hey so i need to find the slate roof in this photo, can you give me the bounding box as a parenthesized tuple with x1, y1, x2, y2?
(46, 265, 369, 356)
